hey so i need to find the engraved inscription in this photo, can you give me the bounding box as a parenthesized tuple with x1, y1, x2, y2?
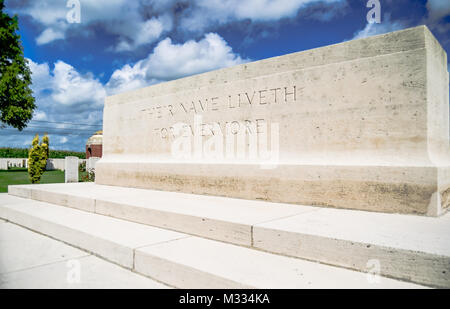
(139, 84, 298, 122)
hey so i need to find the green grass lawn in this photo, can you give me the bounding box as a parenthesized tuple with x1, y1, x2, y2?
(0, 168, 89, 193)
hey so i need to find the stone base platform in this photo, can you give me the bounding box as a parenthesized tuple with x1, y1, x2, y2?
(4, 183, 450, 288)
(96, 162, 450, 217)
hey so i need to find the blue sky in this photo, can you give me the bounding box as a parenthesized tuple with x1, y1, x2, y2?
(1, 0, 449, 151)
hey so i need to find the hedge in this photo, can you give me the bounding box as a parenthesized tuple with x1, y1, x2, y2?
(0, 147, 86, 159)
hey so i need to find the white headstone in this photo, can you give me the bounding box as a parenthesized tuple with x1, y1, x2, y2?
(87, 157, 100, 172)
(0, 159, 7, 170)
(65, 156, 79, 183)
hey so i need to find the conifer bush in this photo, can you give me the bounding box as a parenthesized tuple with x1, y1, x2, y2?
(27, 134, 49, 184)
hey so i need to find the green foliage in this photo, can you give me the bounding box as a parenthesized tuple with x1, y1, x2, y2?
(27, 134, 49, 183)
(80, 170, 95, 182)
(48, 149, 86, 159)
(42, 134, 49, 158)
(0, 147, 26, 157)
(0, 147, 86, 159)
(0, 0, 36, 130)
(79, 160, 86, 172)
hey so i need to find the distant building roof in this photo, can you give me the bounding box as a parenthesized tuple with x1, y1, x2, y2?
(86, 131, 103, 146)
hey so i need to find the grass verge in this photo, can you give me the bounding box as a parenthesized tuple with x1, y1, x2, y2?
(0, 169, 89, 193)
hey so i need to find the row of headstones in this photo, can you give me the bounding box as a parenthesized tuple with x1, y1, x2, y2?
(0, 158, 84, 171)
(0, 159, 28, 169)
(65, 156, 100, 183)
(0, 157, 99, 183)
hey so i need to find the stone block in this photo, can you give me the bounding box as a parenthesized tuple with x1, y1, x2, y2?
(96, 26, 450, 216)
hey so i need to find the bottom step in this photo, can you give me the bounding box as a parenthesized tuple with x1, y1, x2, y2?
(0, 220, 170, 289)
(0, 194, 424, 289)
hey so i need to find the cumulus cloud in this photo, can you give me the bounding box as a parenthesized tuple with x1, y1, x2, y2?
(6, 59, 107, 150)
(9, 0, 172, 49)
(105, 63, 150, 95)
(5, 32, 247, 149)
(106, 33, 248, 95)
(114, 14, 173, 52)
(27, 58, 105, 114)
(51, 61, 105, 108)
(27, 60, 52, 92)
(180, 0, 344, 32)
(8, 0, 345, 50)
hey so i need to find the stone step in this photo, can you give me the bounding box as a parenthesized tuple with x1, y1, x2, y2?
(7, 183, 450, 288)
(0, 220, 170, 289)
(0, 194, 424, 288)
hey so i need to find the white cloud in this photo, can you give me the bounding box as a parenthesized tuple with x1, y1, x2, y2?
(114, 14, 173, 51)
(16, 31, 247, 149)
(145, 33, 247, 79)
(15, 59, 106, 150)
(352, 15, 406, 40)
(36, 27, 66, 45)
(19, 30, 246, 148)
(180, 0, 344, 32)
(106, 63, 151, 95)
(51, 61, 106, 107)
(22, 1, 68, 26)
(18, 0, 130, 26)
(11, 0, 170, 50)
(106, 33, 248, 95)
(10, 0, 345, 50)
(33, 111, 48, 121)
(426, 0, 450, 21)
(27, 60, 52, 92)
(136, 15, 172, 46)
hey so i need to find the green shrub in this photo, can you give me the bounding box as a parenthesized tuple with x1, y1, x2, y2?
(28, 134, 49, 184)
(79, 161, 86, 172)
(80, 170, 95, 182)
(43, 135, 49, 158)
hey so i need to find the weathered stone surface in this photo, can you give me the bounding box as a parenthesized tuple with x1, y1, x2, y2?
(87, 157, 100, 172)
(96, 26, 450, 216)
(64, 156, 79, 183)
(46, 158, 66, 171)
(0, 193, 428, 288)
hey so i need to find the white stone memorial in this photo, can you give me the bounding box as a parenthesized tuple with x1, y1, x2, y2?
(96, 26, 450, 216)
(64, 156, 79, 183)
(3, 26, 450, 289)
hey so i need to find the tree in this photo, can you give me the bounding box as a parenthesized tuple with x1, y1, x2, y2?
(28, 134, 49, 184)
(0, 0, 35, 130)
